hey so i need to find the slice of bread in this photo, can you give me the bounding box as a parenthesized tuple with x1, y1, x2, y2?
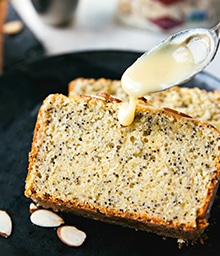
(68, 78, 220, 130)
(25, 93, 220, 242)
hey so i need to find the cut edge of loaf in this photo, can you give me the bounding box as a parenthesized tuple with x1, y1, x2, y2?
(68, 77, 125, 99)
(25, 93, 220, 242)
(68, 77, 220, 131)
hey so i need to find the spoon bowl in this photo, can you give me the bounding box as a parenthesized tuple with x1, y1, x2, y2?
(118, 22, 220, 126)
(121, 22, 220, 98)
(161, 22, 220, 86)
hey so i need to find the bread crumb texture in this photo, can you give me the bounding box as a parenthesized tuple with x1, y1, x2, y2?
(68, 78, 220, 131)
(25, 94, 220, 241)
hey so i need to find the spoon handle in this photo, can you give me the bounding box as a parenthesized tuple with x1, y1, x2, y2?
(213, 22, 220, 38)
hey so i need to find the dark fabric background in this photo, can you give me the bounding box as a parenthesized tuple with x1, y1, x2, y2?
(3, 2, 44, 72)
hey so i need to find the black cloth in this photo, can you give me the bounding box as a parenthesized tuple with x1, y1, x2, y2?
(3, 3, 44, 72)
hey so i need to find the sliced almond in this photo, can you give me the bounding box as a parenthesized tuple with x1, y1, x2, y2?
(3, 20, 24, 35)
(57, 225, 86, 247)
(30, 209, 64, 228)
(0, 210, 12, 238)
(29, 202, 38, 214)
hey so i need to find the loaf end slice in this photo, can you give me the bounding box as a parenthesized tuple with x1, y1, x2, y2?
(25, 93, 220, 242)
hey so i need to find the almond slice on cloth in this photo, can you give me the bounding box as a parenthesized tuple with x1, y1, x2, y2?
(3, 20, 24, 35)
(0, 210, 12, 238)
(30, 209, 64, 227)
(57, 225, 86, 247)
(29, 202, 38, 214)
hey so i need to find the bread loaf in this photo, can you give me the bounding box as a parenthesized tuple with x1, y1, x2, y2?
(25, 93, 220, 242)
(68, 78, 220, 130)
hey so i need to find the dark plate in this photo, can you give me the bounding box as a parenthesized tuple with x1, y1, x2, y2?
(0, 50, 220, 256)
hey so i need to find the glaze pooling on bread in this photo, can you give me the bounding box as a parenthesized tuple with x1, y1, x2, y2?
(25, 94, 220, 241)
(68, 78, 220, 130)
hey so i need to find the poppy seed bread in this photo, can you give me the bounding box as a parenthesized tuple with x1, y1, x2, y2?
(25, 93, 220, 242)
(68, 78, 220, 130)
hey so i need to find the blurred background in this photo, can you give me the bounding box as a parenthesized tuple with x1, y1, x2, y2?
(1, 0, 220, 78)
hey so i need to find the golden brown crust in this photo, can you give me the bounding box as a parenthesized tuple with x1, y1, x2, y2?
(25, 94, 220, 242)
(29, 195, 208, 241)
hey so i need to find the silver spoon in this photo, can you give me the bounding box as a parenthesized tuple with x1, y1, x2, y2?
(119, 23, 220, 126)
(163, 21, 220, 84)
(121, 22, 220, 98)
